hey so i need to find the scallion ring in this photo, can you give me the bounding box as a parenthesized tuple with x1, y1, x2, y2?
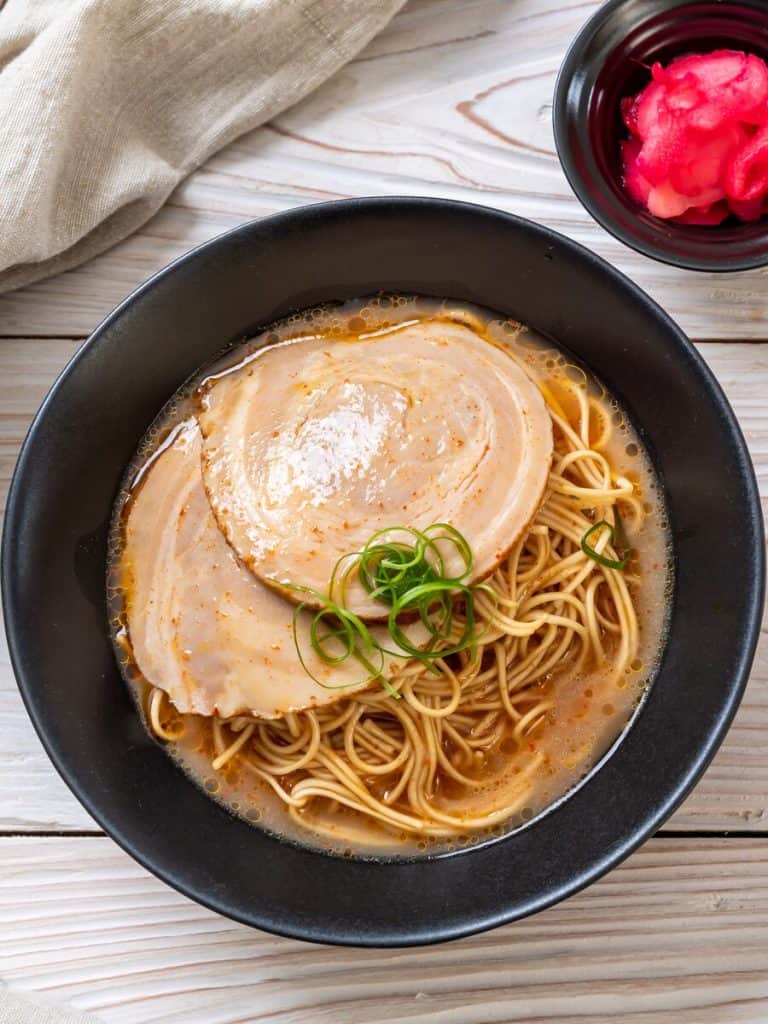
(287, 523, 497, 697)
(580, 508, 630, 570)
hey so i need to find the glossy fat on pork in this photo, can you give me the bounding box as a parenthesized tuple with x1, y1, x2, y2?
(197, 317, 553, 618)
(121, 419, 414, 719)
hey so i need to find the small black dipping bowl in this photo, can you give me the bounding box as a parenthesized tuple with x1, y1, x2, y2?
(553, 0, 768, 271)
(2, 198, 764, 946)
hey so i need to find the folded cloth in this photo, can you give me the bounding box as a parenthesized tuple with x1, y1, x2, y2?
(0, 0, 405, 294)
(0, 984, 104, 1024)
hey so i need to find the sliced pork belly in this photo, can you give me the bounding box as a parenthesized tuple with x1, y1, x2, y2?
(121, 419, 412, 720)
(197, 317, 553, 619)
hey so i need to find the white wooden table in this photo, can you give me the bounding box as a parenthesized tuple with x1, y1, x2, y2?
(1, 2, 767, 1021)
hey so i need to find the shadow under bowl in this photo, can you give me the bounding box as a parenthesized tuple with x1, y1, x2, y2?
(553, 0, 768, 271)
(2, 198, 764, 945)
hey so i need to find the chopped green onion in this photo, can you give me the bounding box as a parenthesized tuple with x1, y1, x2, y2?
(287, 586, 401, 698)
(580, 507, 631, 570)
(613, 503, 631, 562)
(287, 523, 496, 697)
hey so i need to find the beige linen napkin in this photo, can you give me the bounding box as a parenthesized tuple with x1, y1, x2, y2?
(0, 0, 405, 294)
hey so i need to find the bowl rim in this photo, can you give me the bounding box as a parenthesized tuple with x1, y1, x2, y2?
(552, 0, 768, 272)
(3, 196, 765, 946)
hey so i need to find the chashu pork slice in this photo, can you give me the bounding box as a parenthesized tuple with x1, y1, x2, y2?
(121, 419, 416, 720)
(197, 317, 553, 619)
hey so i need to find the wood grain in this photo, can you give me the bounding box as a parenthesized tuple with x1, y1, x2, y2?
(1, 0, 767, 340)
(0, 338, 97, 829)
(0, 340, 765, 833)
(0, 338, 82, 517)
(0, 836, 767, 1023)
(1, 2, 767, 1016)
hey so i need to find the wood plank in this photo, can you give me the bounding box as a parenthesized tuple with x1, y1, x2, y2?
(0, 340, 765, 831)
(0, 836, 766, 1023)
(678, 345, 768, 830)
(0, 338, 83, 520)
(0, 338, 97, 829)
(1, 0, 767, 339)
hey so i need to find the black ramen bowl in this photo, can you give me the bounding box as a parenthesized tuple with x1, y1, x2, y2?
(3, 198, 764, 946)
(553, 0, 768, 271)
